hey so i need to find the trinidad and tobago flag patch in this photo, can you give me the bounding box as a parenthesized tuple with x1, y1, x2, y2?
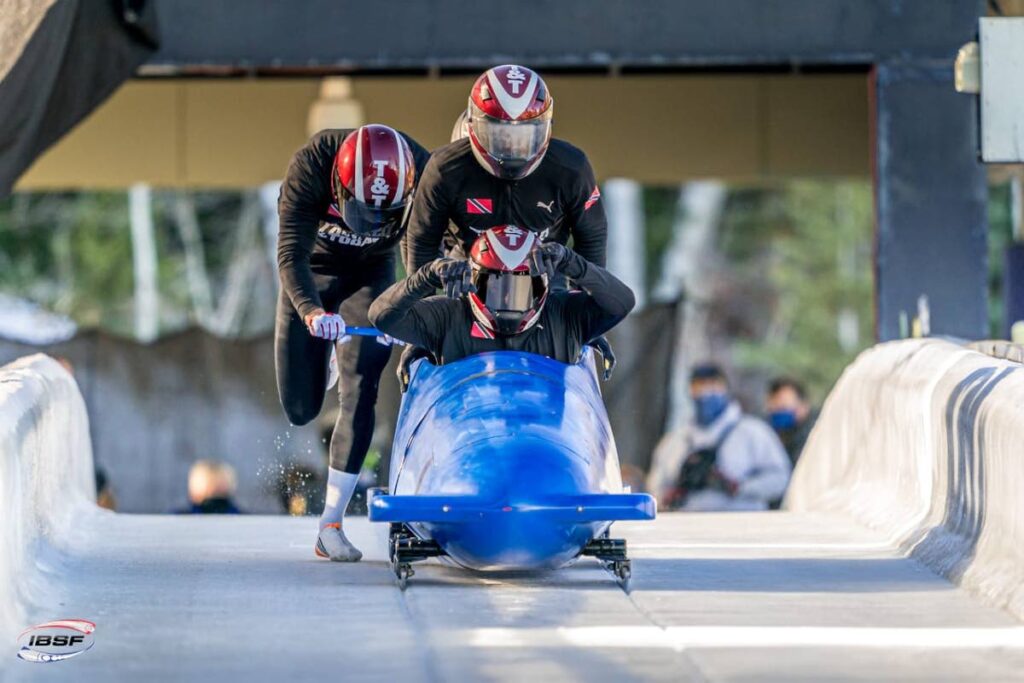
(584, 186, 601, 211)
(466, 198, 493, 214)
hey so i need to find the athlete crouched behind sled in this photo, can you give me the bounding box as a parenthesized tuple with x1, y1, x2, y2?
(368, 225, 634, 366)
(276, 124, 429, 562)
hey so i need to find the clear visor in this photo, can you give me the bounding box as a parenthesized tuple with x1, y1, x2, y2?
(469, 104, 552, 163)
(477, 271, 535, 313)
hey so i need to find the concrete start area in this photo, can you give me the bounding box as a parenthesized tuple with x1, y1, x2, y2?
(5, 512, 1024, 683)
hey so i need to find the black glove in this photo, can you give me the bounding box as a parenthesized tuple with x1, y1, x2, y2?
(531, 242, 569, 277)
(532, 241, 588, 281)
(589, 335, 616, 380)
(397, 345, 431, 392)
(428, 258, 476, 299)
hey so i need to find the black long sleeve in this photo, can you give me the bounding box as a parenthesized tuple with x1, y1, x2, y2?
(404, 154, 451, 273)
(370, 252, 633, 368)
(564, 155, 607, 267)
(368, 264, 450, 352)
(277, 143, 332, 319)
(560, 251, 635, 342)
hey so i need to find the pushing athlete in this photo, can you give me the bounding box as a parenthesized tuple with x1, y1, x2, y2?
(275, 124, 429, 562)
(399, 65, 616, 384)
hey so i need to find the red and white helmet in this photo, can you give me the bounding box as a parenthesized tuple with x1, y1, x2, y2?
(467, 65, 553, 180)
(468, 225, 549, 336)
(333, 124, 416, 236)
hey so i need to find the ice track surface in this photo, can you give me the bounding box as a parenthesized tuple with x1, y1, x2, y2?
(8, 511, 1024, 683)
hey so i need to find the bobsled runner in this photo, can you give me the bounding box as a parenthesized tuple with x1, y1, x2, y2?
(352, 327, 656, 589)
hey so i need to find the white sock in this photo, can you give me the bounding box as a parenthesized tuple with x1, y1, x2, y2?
(320, 468, 359, 530)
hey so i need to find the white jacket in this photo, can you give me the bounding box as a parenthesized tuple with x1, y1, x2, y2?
(646, 402, 792, 511)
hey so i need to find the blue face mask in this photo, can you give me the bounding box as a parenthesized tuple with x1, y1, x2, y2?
(694, 392, 729, 426)
(769, 409, 798, 431)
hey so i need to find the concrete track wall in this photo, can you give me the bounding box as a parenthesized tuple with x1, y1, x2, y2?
(0, 354, 95, 642)
(788, 339, 1024, 620)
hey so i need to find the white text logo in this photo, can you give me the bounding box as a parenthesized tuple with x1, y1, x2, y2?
(507, 66, 526, 94)
(369, 160, 390, 207)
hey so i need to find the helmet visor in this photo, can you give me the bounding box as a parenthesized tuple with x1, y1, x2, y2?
(474, 269, 537, 320)
(340, 194, 412, 237)
(468, 104, 552, 164)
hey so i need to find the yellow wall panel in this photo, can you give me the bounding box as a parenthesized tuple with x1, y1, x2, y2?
(17, 82, 182, 189)
(551, 75, 764, 183)
(181, 81, 320, 187)
(16, 73, 869, 190)
(764, 75, 870, 176)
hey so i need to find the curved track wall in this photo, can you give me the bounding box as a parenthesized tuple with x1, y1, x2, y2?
(788, 339, 1024, 619)
(0, 354, 95, 642)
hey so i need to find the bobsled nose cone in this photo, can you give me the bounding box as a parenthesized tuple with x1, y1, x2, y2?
(444, 436, 588, 501)
(422, 437, 598, 570)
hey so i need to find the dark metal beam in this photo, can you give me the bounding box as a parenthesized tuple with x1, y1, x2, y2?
(147, 0, 982, 73)
(873, 61, 989, 341)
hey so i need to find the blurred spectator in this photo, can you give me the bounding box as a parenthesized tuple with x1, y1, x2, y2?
(765, 377, 818, 467)
(94, 465, 117, 511)
(177, 460, 243, 514)
(647, 363, 791, 511)
(275, 463, 324, 516)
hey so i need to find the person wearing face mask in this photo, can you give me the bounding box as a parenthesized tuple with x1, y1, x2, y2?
(765, 377, 818, 466)
(646, 363, 791, 511)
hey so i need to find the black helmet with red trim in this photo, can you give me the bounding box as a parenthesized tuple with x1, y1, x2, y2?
(467, 225, 549, 336)
(332, 124, 415, 237)
(467, 65, 553, 180)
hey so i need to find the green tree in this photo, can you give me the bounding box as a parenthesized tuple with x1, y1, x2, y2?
(729, 181, 874, 401)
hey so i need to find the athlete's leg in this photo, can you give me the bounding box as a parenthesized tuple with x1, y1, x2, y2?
(274, 283, 336, 426)
(316, 257, 395, 561)
(329, 257, 396, 475)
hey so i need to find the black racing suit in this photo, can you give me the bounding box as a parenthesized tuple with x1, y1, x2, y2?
(368, 249, 634, 366)
(275, 128, 430, 474)
(404, 137, 607, 272)
(398, 137, 611, 380)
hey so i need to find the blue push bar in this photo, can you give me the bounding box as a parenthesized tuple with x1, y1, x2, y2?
(345, 326, 383, 337)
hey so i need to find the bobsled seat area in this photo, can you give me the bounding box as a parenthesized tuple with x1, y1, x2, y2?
(370, 350, 656, 570)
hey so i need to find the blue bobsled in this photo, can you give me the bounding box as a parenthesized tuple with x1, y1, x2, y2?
(365, 340, 656, 584)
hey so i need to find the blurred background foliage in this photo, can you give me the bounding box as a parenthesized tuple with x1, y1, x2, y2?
(987, 181, 1014, 339)
(0, 190, 277, 339)
(0, 179, 1013, 403)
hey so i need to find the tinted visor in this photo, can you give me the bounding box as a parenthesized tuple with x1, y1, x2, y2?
(340, 195, 412, 237)
(473, 270, 538, 334)
(469, 103, 552, 164)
